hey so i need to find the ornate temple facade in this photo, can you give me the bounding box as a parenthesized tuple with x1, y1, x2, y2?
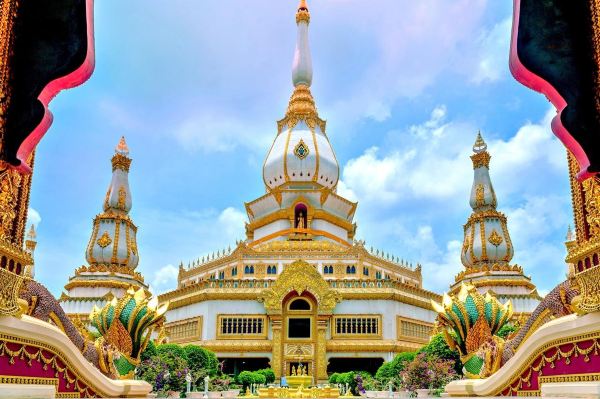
(451, 133, 541, 314)
(60, 137, 148, 323)
(158, 1, 441, 381)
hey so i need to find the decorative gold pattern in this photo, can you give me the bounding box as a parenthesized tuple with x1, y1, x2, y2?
(258, 260, 342, 315)
(0, 267, 25, 316)
(583, 176, 600, 238)
(497, 334, 600, 396)
(0, 335, 101, 397)
(571, 266, 600, 314)
(293, 139, 309, 160)
(277, 85, 326, 135)
(475, 184, 485, 207)
(471, 151, 491, 169)
(117, 186, 126, 210)
(96, 231, 112, 249)
(111, 153, 131, 172)
(216, 314, 268, 339)
(488, 229, 504, 246)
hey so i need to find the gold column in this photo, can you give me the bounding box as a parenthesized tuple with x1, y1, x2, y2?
(316, 316, 328, 382)
(271, 316, 283, 379)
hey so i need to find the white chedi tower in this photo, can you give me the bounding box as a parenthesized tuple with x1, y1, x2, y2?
(60, 137, 148, 322)
(451, 133, 541, 314)
(246, 0, 357, 247)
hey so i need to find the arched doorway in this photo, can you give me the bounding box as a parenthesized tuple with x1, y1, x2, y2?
(282, 293, 317, 380)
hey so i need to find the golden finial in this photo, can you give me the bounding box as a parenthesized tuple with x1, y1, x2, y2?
(115, 136, 129, 155)
(473, 131, 487, 153)
(27, 224, 36, 240)
(296, 0, 310, 24)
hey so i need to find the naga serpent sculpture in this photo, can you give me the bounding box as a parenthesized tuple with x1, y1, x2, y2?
(432, 281, 578, 379)
(19, 279, 167, 379)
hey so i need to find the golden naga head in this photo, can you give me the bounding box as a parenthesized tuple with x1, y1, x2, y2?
(431, 283, 513, 357)
(90, 286, 168, 377)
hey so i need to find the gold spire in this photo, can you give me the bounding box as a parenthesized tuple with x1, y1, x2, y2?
(471, 131, 491, 169)
(296, 0, 310, 24)
(26, 224, 36, 240)
(473, 131, 487, 153)
(277, 84, 326, 134)
(112, 136, 132, 172)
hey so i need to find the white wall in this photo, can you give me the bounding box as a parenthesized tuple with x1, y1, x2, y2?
(333, 300, 436, 340)
(165, 300, 266, 340)
(254, 220, 291, 241)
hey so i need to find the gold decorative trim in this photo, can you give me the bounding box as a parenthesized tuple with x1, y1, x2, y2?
(471, 151, 491, 169)
(293, 139, 310, 160)
(0, 334, 106, 397)
(0, 267, 25, 316)
(111, 153, 131, 172)
(494, 332, 600, 396)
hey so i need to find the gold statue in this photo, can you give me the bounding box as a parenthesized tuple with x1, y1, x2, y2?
(291, 366, 296, 376)
(296, 212, 306, 229)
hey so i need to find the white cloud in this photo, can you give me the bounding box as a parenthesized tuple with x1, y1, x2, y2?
(27, 207, 41, 227)
(471, 18, 512, 84)
(174, 113, 272, 154)
(151, 264, 179, 294)
(341, 106, 570, 293)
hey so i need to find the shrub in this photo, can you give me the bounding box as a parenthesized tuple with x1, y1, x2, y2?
(236, 371, 255, 389)
(156, 343, 186, 360)
(252, 372, 266, 385)
(140, 340, 157, 363)
(375, 352, 416, 385)
(328, 372, 340, 384)
(137, 354, 190, 394)
(183, 345, 219, 376)
(419, 334, 462, 375)
(256, 368, 276, 384)
(399, 353, 457, 395)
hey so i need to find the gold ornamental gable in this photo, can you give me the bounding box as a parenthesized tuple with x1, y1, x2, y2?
(258, 259, 341, 315)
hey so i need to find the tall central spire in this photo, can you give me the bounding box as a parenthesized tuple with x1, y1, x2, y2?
(292, 0, 312, 87)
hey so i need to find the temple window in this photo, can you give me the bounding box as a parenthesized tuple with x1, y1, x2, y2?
(346, 265, 356, 274)
(164, 317, 202, 343)
(232, 267, 237, 276)
(288, 318, 311, 338)
(289, 298, 311, 310)
(397, 317, 433, 343)
(267, 265, 277, 275)
(363, 267, 369, 276)
(245, 265, 255, 274)
(375, 271, 382, 279)
(294, 203, 308, 229)
(0, 256, 6, 269)
(323, 265, 334, 274)
(218, 315, 266, 337)
(332, 316, 381, 337)
(219, 271, 225, 279)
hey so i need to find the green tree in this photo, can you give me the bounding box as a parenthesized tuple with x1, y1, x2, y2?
(183, 345, 218, 376)
(257, 368, 276, 384)
(252, 372, 266, 386)
(236, 371, 255, 389)
(156, 343, 186, 360)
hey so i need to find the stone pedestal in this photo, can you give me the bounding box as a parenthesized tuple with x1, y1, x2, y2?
(542, 381, 600, 398)
(0, 384, 55, 399)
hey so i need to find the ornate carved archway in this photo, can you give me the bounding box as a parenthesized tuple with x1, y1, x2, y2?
(258, 259, 341, 382)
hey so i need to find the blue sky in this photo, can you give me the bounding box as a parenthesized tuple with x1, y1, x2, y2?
(29, 0, 571, 297)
